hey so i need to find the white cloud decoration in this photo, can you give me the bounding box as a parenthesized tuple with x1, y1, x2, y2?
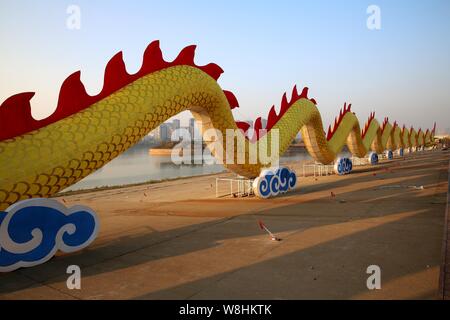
(252, 167, 297, 199)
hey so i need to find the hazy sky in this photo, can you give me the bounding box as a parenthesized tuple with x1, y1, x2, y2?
(1, 0, 449, 133)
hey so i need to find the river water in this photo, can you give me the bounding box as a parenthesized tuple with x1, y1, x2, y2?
(66, 144, 313, 191)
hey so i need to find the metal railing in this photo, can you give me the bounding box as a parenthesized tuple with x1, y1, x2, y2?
(302, 162, 334, 177)
(351, 156, 369, 166)
(215, 177, 254, 198)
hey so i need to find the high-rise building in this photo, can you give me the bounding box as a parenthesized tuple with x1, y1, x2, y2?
(172, 119, 180, 131)
(159, 123, 171, 142)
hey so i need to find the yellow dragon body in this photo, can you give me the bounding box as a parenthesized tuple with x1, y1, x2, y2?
(0, 41, 435, 210)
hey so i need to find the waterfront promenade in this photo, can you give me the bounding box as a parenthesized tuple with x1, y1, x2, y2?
(1, 150, 449, 299)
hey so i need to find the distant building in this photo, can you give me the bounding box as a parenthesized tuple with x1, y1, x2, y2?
(172, 119, 180, 131)
(159, 123, 171, 142)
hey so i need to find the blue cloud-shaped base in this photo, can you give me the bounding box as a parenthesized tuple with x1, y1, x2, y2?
(334, 157, 353, 175)
(0, 198, 99, 272)
(385, 150, 394, 160)
(368, 152, 379, 165)
(253, 167, 297, 199)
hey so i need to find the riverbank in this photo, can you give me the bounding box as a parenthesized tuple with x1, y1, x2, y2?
(63, 143, 312, 192)
(56, 170, 227, 197)
(58, 156, 314, 196)
(1, 150, 448, 299)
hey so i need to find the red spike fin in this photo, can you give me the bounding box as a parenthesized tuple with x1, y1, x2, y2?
(140, 40, 167, 73)
(173, 45, 197, 65)
(223, 90, 239, 109)
(254, 117, 263, 139)
(280, 93, 288, 112)
(199, 63, 224, 81)
(102, 52, 129, 94)
(236, 121, 250, 133)
(361, 111, 376, 138)
(266, 105, 278, 130)
(291, 85, 299, 101)
(327, 125, 332, 140)
(381, 117, 389, 133)
(52, 71, 92, 120)
(0, 92, 37, 140)
(299, 87, 309, 99)
(254, 117, 262, 132)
